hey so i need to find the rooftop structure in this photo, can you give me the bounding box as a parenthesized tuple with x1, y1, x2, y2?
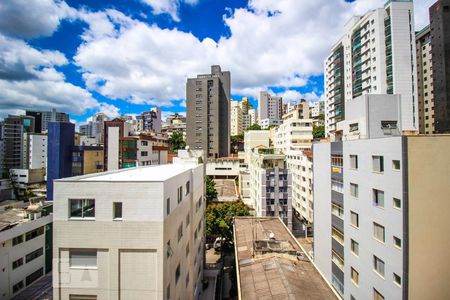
(233, 217, 337, 300)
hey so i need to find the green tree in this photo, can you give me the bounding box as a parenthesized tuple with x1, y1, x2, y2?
(245, 123, 261, 131)
(313, 125, 325, 139)
(230, 133, 244, 143)
(205, 176, 218, 202)
(168, 131, 185, 153)
(206, 201, 250, 244)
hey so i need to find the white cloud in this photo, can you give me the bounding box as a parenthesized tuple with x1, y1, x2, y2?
(272, 89, 322, 104)
(98, 103, 121, 118)
(0, 0, 76, 38)
(140, 0, 199, 22)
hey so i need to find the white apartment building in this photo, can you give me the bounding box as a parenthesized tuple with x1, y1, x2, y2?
(242, 109, 257, 129)
(324, 0, 418, 137)
(416, 25, 435, 134)
(313, 92, 450, 299)
(311, 100, 325, 118)
(22, 133, 47, 170)
(0, 201, 53, 300)
(230, 100, 243, 136)
(258, 91, 282, 127)
(248, 147, 292, 229)
(53, 153, 205, 300)
(10, 169, 46, 195)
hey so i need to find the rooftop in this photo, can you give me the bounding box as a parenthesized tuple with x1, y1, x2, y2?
(57, 163, 198, 182)
(234, 217, 337, 300)
(0, 200, 52, 232)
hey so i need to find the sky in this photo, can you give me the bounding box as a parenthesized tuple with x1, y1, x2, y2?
(0, 0, 435, 126)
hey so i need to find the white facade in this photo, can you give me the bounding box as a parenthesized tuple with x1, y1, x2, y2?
(230, 100, 243, 136)
(324, 1, 417, 136)
(274, 118, 313, 153)
(259, 118, 282, 130)
(10, 168, 45, 191)
(0, 203, 52, 300)
(22, 133, 47, 169)
(53, 156, 205, 300)
(106, 126, 120, 171)
(311, 100, 325, 118)
(243, 130, 270, 165)
(258, 91, 282, 126)
(206, 158, 240, 178)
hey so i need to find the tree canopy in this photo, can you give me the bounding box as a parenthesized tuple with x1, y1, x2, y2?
(245, 123, 262, 131)
(206, 201, 250, 243)
(313, 125, 325, 139)
(205, 176, 218, 202)
(168, 131, 185, 153)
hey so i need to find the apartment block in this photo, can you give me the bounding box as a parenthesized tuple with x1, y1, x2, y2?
(0, 201, 53, 299)
(71, 146, 104, 176)
(26, 109, 69, 133)
(22, 133, 47, 170)
(242, 108, 257, 129)
(311, 100, 325, 118)
(10, 168, 46, 195)
(230, 100, 243, 136)
(186, 65, 230, 158)
(416, 26, 435, 134)
(53, 153, 205, 300)
(248, 147, 292, 229)
(324, 0, 418, 136)
(258, 91, 282, 126)
(79, 113, 109, 144)
(142, 107, 162, 133)
(430, 0, 450, 132)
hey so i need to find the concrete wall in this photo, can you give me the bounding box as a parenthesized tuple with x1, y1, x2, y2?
(107, 127, 119, 171)
(407, 136, 450, 299)
(83, 149, 103, 174)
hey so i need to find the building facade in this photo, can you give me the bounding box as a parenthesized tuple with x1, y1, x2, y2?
(258, 91, 282, 126)
(71, 146, 104, 176)
(324, 1, 418, 136)
(230, 100, 243, 136)
(142, 107, 162, 133)
(26, 109, 69, 133)
(186, 65, 230, 158)
(430, 0, 450, 133)
(53, 155, 205, 300)
(22, 133, 47, 170)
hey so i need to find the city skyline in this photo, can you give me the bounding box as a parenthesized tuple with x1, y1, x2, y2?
(0, 0, 434, 127)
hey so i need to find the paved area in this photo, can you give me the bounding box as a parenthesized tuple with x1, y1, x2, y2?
(214, 179, 238, 202)
(12, 273, 53, 300)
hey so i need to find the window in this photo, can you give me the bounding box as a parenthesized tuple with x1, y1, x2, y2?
(332, 226, 344, 244)
(394, 273, 401, 286)
(350, 155, 358, 169)
(113, 202, 122, 219)
(25, 227, 44, 241)
(69, 296, 97, 300)
(373, 255, 385, 277)
(381, 120, 397, 130)
(393, 197, 401, 209)
(186, 213, 190, 227)
(392, 160, 400, 170)
(141, 151, 148, 156)
(70, 199, 95, 219)
(393, 236, 402, 249)
(186, 181, 190, 195)
(141, 141, 148, 146)
(331, 154, 343, 168)
(349, 123, 359, 132)
(177, 187, 183, 203)
(331, 179, 344, 193)
(350, 183, 358, 198)
(12, 257, 23, 269)
(167, 241, 173, 258)
(69, 249, 97, 268)
(331, 203, 344, 219)
(12, 235, 23, 246)
(373, 222, 385, 242)
(26, 247, 43, 263)
(178, 223, 183, 242)
(351, 267, 359, 285)
(374, 288, 384, 300)
(12, 280, 24, 293)
(350, 211, 359, 228)
(372, 156, 384, 173)
(331, 250, 344, 270)
(175, 264, 181, 284)
(351, 239, 359, 256)
(166, 198, 170, 215)
(373, 189, 384, 207)
(26, 267, 43, 286)
(167, 284, 170, 300)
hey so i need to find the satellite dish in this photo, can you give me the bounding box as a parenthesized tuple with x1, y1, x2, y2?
(269, 232, 275, 240)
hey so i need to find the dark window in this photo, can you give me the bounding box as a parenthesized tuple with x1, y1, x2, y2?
(12, 281, 24, 293)
(25, 227, 44, 241)
(113, 202, 122, 219)
(26, 247, 43, 263)
(70, 199, 95, 218)
(26, 268, 43, 286)
(12, 235, 23, 246)
(12, 258, 23, 269)
(175, 264, 181, 284)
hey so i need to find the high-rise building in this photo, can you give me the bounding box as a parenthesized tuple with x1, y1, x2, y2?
(242, 109, 258, 129)
(52, 152, 205, 299)
(22, 133, 47, 170)
(313, 93, 450, 299)
(311, 100, 325, 118)
(430, 0, 450, 132)
(258, 91, 282, 126)
(26, 109, 69, 133)
(47, 122, 75, 200)
(0, 115, 35, 171)
(186, 65, 230, 158)
(416, 26, 434, 134)
(230, 100, 243, 136)
(142, 107, 162, 133)
(324, 1, 418, 137)
(238, 97, 253, 115)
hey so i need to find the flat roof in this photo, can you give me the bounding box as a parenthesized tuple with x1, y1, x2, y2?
(57, 163, 196, 182)
(234, 217, 337, 300)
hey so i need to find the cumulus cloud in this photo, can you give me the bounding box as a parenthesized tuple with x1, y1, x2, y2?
(0, 0, 76, 38)
(98, 103, 121, 118)
(272, 89, 323, 104)
(141, 0, 199, 22)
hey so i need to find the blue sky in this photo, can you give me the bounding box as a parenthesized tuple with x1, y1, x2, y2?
(0, 0, 432, 126)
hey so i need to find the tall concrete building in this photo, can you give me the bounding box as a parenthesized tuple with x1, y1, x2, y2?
(53, 152, 205, 300)
(230, 100, 243, 136)
(324, 0, 418, 137)
(186, 65, 230, 158)
(26, 109, 69, 133)
(238, 97, 253, 115)
(242, 108, 257, 129)
(416, 26, 434, 134)
(430, 0, 450, 132)
(313, 94, 450, 299)
(142, 107, 162, 133)
(22, 133, 47, 170)
(258, 91, 282, 127)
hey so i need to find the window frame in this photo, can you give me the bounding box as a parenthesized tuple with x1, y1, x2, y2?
(350, 211, 359, 228)
(373, 222, 385, 243)
(113, 202, 123, 220)
(373, 255, 385, 277)
(69, 249, 98, 270)
(69, 199, 95, 220)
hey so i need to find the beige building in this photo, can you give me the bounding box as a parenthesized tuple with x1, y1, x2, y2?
(416, 25, 435, 134)
(230, 100, 243, 136)
(53, 153, 205, 300)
